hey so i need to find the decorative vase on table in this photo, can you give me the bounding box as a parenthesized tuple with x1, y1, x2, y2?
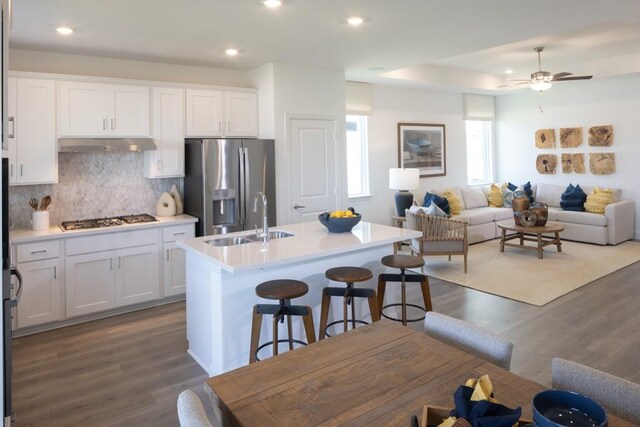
(530, 202, 548, 226)
(511, 190, 531, 225)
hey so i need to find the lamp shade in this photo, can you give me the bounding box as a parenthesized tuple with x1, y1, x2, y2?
(389, 168, 419, 190)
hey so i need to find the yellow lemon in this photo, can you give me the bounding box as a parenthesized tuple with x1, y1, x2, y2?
(334, 211, 343, 218)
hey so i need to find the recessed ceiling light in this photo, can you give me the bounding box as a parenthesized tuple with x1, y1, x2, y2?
(56, 27, 74, 35)
(225, 48, 239, 57)
(263, 0, 282, 8)
(347, 16, 365, 26)
(505, 69, 514, 75)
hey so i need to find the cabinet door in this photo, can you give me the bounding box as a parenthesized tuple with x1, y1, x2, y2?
(185, 89, 223, 137)
(65, 251, 116, 317)
(16, 258, 61, 328)
(7, 77, 17, 184)
(162, 241, 186, 297)
(14, 78, 57, 184)
(224, 91, 258, 137)
(108, 84, 150, 137)
(115, 244, 159, 307)
(145, 87, 184, 178)
(58, 81, 108, 137)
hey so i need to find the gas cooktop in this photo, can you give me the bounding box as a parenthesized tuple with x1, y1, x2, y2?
(60, 214, 157, 231)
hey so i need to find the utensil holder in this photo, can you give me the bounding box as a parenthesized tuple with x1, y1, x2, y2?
(32, 211, 50, 231)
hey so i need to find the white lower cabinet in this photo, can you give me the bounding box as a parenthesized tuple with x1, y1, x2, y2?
(163, 241, 186, 297)
(65, 250, 116, 317)
(116, 244, 159, 306)
(16, 258, 61, 328)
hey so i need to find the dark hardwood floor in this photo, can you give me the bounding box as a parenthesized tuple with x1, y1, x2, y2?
(11, 260, 640, 426)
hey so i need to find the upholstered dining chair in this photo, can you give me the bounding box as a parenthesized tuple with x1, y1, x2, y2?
(177, 387, 224, 427)
(424, 312, 514, 370)
(404, 210, 468, 273)
(552, 358, 640, 424)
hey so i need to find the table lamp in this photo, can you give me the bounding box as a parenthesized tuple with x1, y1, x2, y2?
(389, 168, 420, 216)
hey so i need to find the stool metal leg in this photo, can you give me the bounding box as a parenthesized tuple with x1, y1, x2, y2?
(343, 293, 349, 333)
(401, 269, 407, 326)
(287, 315, 294, 351)
(249, 306, 263, 364)
(350, 285, 356, 330)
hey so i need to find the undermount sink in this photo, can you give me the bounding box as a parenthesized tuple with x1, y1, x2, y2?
(206, 231, 294, 247)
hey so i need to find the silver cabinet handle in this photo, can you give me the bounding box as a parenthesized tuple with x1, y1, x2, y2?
(111, 118, 115, 130)
(172, 231, 185, 236)
(293, 204, 306, 209)
(53, 266, 57, 279)
(8, 117, 15, 138)
(118, 256, 121, 269)
(20, 164, 23, 177)
(103, 118, 107, 130)
(166, 249, 170, 261)
(30, 250, 47, 254)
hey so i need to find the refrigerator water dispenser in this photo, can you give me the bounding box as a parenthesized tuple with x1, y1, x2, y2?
(212, 189, 236, 226)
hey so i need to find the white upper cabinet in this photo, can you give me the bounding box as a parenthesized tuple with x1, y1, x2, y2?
(185, 89, 223, 137)
(145, 87, 185, 178)
(224, 91, 258, 137)
(185, 89, 257, 137)
(58, 81, 150, 137)
(7, 78, 57, 185)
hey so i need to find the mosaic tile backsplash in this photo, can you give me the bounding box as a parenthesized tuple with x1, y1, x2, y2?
(9, 152, 181, 229)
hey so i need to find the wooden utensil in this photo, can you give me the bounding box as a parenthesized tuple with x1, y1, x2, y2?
(29, 198, 39, 211)
(41, 195, 52, 211)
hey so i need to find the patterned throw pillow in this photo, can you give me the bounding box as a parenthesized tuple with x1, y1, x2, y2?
(560, 184, 587, 212)
(584, 187, 615, 214)
(508, 181, 534, 203)
(425, 201, 448, 217)
(423, 192, 451, 215)
(487, 184, 504, 207)
(442, 190, 463, 215)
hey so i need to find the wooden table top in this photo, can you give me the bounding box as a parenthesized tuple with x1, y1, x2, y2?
(497, 220, 565, 233)
(207, 320, 633, 427)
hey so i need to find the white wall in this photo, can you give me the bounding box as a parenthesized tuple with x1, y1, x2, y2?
(249, 63, 275, 139)
(495, 75, 640, 237)
(349, 84, 468, 225)
(271, 63, 347, 225)
(9, 48, 252, 87)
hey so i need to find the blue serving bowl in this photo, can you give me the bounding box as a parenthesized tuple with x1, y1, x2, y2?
(318, 213, 361, 233)
(532, 390, 608, 427)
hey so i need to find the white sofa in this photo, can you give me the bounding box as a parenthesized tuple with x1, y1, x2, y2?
(429, 183, 635, 246)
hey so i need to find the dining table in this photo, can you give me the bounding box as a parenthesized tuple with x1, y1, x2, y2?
(207, 319, 634, 426)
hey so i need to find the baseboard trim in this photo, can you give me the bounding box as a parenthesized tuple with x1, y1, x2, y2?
(13, 295, 185, 338)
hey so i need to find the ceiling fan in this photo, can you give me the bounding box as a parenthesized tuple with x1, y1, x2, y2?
(498, 47, 592, 91)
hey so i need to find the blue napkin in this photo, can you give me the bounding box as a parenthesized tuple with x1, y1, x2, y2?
(450, 385, 522, 427)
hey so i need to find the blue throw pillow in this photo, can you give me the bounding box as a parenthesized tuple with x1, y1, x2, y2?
(423, 192, 451, 215)
(508, 181, 534, 203)
(560, 184, 587, 211)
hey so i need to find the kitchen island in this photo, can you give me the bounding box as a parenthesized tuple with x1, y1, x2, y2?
(177, 221, 421, 376)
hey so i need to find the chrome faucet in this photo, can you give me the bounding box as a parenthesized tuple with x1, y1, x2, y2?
(253, 192, 269, 242)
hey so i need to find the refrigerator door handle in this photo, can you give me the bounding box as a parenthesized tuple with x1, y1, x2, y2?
(244, 147, 250, 211)
(10, 267, 23, 306)
(238, 146, 246, 226)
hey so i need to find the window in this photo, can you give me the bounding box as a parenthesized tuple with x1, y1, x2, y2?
(465, 120, 494, 185)
(346, 115, 370, 197)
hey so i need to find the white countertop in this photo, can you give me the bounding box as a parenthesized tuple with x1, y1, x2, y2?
(177, 221, 421, 273)
(10, 214, 198, 244)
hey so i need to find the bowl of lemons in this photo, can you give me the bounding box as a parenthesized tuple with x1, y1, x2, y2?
(318, 208, 362, 233)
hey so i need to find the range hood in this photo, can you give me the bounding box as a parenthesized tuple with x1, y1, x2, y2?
(58, 138, 156, 153)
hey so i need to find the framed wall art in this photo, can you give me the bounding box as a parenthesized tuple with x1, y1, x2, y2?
(397, 123, 446, 177)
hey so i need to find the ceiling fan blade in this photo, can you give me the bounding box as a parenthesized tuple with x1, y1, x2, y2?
(497, 82, 530, 88)
(552, 72, 572, 79)
(505, 79, 530, 82)
(555, 75, 593, 81)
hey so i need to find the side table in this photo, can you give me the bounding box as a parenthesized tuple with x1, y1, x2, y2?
(391, 215, 406, 255)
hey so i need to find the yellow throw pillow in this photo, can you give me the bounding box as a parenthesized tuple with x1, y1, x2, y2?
(584, 187, 615, 214)
(442, 190, 463, 215)
(488, 184, 503, 207)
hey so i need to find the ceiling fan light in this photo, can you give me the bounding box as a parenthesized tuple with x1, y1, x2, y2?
(531, 81, 552, 92)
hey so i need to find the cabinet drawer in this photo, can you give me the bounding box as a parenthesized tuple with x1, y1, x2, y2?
(163, 224, 195, 242)
(16, 240, 60, 262)
(66, 228, 160, 256)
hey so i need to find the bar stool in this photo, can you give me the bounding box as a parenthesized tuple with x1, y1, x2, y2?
(377, 255, 432, 326)
(249, 279, 316, 363)
(319, 266, 380, 340)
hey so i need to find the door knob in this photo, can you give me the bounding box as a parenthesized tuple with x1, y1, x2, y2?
(293, 204, 306, 210)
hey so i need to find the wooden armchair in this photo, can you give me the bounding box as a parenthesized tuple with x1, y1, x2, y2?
(405, 210, 468, 273)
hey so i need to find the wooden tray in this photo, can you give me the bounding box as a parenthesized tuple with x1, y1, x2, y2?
(420, 405, 532, 427)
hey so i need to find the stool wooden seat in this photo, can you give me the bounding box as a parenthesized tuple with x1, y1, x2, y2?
(249, 279, 316, 363)
(319, 266, 379, 340)
(377, 255, 432, 326)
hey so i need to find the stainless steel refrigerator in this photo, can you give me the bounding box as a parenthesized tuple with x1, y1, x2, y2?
(184, 139, 276, 237)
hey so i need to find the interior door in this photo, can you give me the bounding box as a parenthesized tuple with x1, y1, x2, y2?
(288, 117, 339, 223)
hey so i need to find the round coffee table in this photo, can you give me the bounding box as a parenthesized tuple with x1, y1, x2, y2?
(497, 220, 564, 259)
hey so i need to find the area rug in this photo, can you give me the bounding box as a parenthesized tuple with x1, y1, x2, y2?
(420, 239, 640, 306)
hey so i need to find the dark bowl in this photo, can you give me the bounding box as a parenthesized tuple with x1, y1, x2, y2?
(318, 213, 361, 233)
(532, 390, 608, 427)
